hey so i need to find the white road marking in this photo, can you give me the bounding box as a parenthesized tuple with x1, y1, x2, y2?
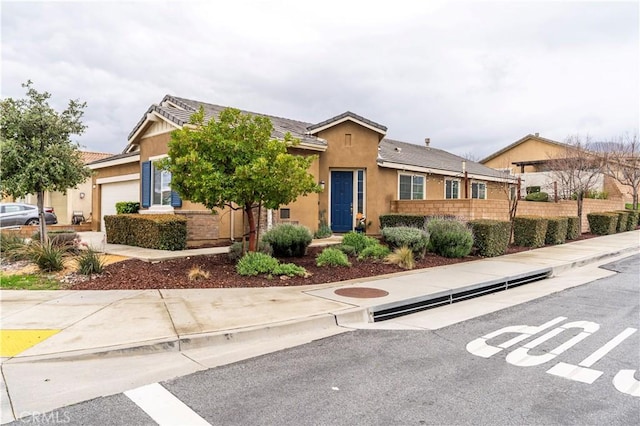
(580, 328, 637, 367)
(124, 382, 211, 426)
(613, 370, 640, 397)
(466, 316, 567, 358)
(505, 321, 599, 367)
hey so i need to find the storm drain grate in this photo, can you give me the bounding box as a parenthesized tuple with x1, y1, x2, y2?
(372, 269, 552, 322)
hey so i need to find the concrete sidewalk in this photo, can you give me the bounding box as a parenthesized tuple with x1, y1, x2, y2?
(1, 230, 638, 423)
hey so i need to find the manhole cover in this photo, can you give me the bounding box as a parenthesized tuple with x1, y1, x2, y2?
(334, 287, 389, 298)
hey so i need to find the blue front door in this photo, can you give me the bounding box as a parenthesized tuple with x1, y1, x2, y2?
(331, 171, 353, 232)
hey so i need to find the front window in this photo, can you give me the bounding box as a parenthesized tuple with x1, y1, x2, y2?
(152, 162, 172, 205)
(445, 179, 460, 199)
(399, 174, 425, 200)
(471, 182, 487, 199)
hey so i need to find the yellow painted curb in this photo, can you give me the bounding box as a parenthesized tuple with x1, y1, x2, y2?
(0, 329, 60, 357)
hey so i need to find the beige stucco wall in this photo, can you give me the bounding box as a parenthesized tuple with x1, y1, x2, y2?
(90, 161, 140, 231)
(483, 138, 567, 173)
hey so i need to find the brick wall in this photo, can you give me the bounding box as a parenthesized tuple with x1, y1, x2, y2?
(175, 210, 220, 246)
(391, 198, 626, 232)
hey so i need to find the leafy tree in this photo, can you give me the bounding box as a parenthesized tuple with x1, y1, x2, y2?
(602, 132, 640, 210)
(0, 81, 90, 242)
(161, 107, 320, 252)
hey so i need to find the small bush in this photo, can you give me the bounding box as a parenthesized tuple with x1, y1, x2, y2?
(624, 210, 639, 230)
(381, 226, 429, 258)
(115, 201, 140, 214)
(334, 244, 357, 257)
(314, 223, 333, 239)
(0, 232, 28, 261)
(545, 217, 568, 245)
(379, 214, 427, 229)
(261, 224, 313, 257)
(526, 186, 541, 194)
(25, 240, 67, 272)
(468, 220, 510, 257)
(228, 241, 273, 262)
(566, 216, 581, 240)
(76, 249, 106, 275)
(357, 244, 391, 261)
(385, 246, 415, 270)
(273, 263, 307, 277)
(513, 216, 548, 247)
(587, 212, 619, 235)
(615, 211, 629, 233)
(524, 192, 549, 202)
(236, 252, 281, 276)
(316, 248, 351, 267)
(427, 219, 473, 258)
(341, 232, 378, 254)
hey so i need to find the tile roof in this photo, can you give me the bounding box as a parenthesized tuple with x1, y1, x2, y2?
(480, 133, 569, 164)
(306, 111, 387, 133)
(81, 151, 114, 164)
(85, 150, 139, 166)
(379, 139, 512, 180)
(126, 95, 327, 150)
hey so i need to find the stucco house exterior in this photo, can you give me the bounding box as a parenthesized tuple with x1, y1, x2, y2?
(88, 95, 514, 245)
(480, 133, 627, 201)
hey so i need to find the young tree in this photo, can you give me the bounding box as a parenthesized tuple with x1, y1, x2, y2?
(547, 135, 605, 223)
(603, 132, 640, 210)
(161, 107, 321, 252)
(0, 81, 90, 242)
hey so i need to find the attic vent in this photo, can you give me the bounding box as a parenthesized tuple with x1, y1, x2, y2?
(395, 147, 402, 152)
(425, 138, 430, 147)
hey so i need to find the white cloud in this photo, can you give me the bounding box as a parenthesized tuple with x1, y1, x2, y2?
(1, 0, 638, 159)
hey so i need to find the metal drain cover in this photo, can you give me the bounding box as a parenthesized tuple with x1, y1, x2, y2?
(334, 287, 389, 298)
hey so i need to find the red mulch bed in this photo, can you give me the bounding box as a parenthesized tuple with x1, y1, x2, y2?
(68, 233, 600, 290)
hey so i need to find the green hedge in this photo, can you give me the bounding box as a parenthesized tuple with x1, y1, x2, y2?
(468, 220, 510, 257)
(115, 201, 140, 214)
(566, 216, 581, 240)
(427, 219, 473, 258)
(624, 209, 639, 230)
(524, 192, 549, 202)
(380, 226, 429, 258)
(513, 216, 548, 247)
(261, 224, 313, 257)
(545, 217, 568, 245)
(614, 211, 629, 233)
(104, 214, 187, 250)
(379, 214, 457, 229)
(587, 213, 618, 235)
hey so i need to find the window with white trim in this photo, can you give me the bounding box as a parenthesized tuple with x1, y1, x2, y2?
(445, 179, 460, 199)
(471, 181, 487, 199)
(152, 162, 172, 206)
(399, 174, 425, 200)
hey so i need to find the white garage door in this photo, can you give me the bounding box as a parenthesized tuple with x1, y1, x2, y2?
(101, 180, 140, 232)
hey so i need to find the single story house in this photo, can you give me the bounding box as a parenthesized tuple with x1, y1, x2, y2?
(480, 133, 626, 200)
(88, 95, 514, 245)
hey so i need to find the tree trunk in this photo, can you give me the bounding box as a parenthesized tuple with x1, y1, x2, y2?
(577, 192, 584, 230)
(245, 202, 257, 252)
(37, 190, 48, 244)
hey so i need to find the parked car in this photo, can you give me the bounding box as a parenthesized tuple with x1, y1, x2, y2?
(0, 203, 58, 228)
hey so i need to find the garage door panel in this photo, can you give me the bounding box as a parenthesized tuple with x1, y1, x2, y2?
(101, 180, 139, 232)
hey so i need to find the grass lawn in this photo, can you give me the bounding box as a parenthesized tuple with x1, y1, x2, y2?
(0, 273, 61, 290)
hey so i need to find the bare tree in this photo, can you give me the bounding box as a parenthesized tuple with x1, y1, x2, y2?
(603, 132, 640, 210)
(547, 135, 605, 223)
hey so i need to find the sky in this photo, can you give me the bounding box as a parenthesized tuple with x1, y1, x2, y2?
(1, 0, 638, 160)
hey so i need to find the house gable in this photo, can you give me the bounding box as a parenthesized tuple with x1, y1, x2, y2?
(481, 134, 571, 172)
(307, 111, 387, 140)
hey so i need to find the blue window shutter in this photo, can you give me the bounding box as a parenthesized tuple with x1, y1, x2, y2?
(141, 161, 151, 208)
(170, 190, 182, 207)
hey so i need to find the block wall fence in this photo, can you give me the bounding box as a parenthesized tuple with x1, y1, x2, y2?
(390, 198, 626, 233)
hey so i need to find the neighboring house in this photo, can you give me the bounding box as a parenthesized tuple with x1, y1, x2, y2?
(480, 133, 625, 200)
(17, 151, 113, 225)
(88, 95, 514, 245)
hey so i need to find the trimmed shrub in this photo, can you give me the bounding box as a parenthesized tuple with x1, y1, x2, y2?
(587, 212, 618, 235)
(524, 192, 549, 202)
(624, 209, 639, 230)
(385, 246, 415, 270)
(545, 217, 568, 245)
(316, 248, 351, 267)
(468, 220, 510, 257)
(379, 214, 426, 229)
(341, 231, 378, 254)
(380, 226, 429, 258)
(261, 224, 312, 257)
(566, 216, 581, 240)
(115, 201, 140, 214)
(615, 211, 629, 233)
(76, 249, 105, 275)
(513, 216, 548, 247)
(427, 219, 473, 258)
(228, 241, 273, 262)
(358, 243, 391, 261)
(105, 214, 187, 250)
(236, 252, 280, 276)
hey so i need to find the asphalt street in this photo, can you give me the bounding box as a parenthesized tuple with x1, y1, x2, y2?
(11, 255, 639, 426)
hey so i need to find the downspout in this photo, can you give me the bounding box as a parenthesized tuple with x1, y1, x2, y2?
(267, 209, 273, 231)
(230, 203, 234, 242)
